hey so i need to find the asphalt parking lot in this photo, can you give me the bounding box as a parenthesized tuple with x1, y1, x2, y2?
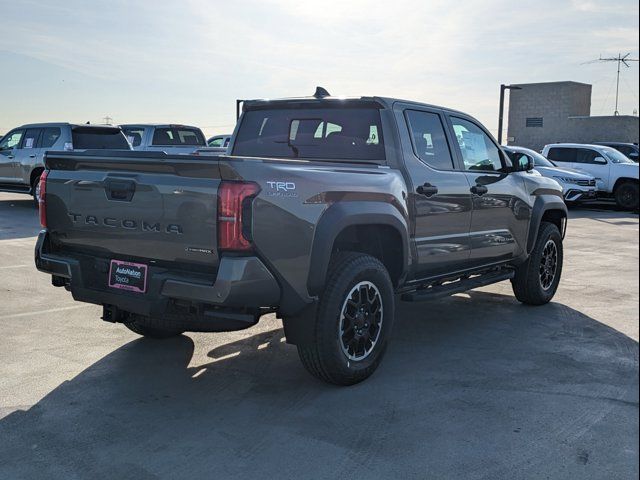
(0, 192, 637, 480)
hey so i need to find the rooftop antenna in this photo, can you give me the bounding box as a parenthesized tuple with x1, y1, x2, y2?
(313, 86, 331, 98)
(583, 53, 639, 115)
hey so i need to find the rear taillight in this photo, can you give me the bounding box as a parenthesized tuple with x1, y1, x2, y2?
(218, 181, 260, 251)
(39, 170, 48, 228)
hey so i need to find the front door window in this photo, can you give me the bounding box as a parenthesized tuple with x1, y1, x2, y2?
(451, 118, 504, 172)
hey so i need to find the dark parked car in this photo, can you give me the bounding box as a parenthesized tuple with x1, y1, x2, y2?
(594, 142, 639, 162)
(36, 89, 567, 385)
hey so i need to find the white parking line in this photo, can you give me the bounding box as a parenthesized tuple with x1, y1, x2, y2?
(2, 304, 94, 320)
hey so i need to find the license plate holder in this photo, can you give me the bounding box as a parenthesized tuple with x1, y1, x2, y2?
(108, 260, 148, 294)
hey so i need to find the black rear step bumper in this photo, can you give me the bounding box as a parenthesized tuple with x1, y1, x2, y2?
(34, 230, 281, 322)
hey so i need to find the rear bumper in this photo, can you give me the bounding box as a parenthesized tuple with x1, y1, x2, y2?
(34, 230, 281, 318)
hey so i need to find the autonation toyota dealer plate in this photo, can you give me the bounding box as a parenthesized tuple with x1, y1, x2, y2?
(108, 260, 148, 293)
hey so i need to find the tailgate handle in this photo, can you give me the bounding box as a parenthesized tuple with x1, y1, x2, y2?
(105, 180, 136, 202)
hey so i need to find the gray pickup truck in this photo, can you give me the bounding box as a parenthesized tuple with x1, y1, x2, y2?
(35, 90, 567, 385)
(121, 124, 207, 155)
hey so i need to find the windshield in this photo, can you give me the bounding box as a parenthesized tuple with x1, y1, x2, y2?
(602, 146, 634, 164)
(233, 107, 385, 161)
(528, 150, 555, 167)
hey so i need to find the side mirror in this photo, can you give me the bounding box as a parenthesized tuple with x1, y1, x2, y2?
(593, 156, 607, 165)
(513, 154, 534, 172)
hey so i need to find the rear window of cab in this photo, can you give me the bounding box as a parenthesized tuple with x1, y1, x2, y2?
(233, 107, 385, 161)
(72, 127, 130, 149)
(152, 127, 206, 146)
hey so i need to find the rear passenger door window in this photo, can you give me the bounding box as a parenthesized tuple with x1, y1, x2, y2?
(40, 128, 62, 148)
(152, 128, 205, 147)
(547, 148, 576, 164)
(405, 110, 454, 170)
(450, 117, 504, 172)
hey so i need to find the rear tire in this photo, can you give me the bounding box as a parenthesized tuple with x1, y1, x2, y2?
(124, 314, 184, 339)
(297, 252, 394, 386)
(512, 221, 563, 305)
(31, 175, 41, 208)
(614, 181, 639, 211)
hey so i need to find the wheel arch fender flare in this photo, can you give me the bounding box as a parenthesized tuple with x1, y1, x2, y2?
(527, 194, 568, 254)
(613, 177, 639, 192)
(306, 201, 410, 296)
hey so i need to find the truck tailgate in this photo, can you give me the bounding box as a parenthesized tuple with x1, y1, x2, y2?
(44, 151, 221, 271)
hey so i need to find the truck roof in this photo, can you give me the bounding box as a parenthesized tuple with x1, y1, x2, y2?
(119, 124, 202, 129)
(17, 122, 121, 130)
(242, 95, 470, 118)
(594, 141, 638, 147)
(544, 143, 614, 149)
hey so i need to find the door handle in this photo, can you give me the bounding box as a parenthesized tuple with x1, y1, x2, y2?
(7, 155, 14, 159)
(416, 183, 438, 197)
(470, 185, 488, 196)
(29, 154, 36, 158)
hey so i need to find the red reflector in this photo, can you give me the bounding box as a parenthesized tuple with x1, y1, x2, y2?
(39, 170, 48, 228)
(218, 181, 260, 251)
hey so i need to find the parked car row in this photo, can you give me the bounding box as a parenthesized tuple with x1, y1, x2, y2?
(503, 142, 639, 210)
(0, 122, 232, 204)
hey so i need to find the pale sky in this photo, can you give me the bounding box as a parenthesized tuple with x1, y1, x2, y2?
(1, 0, 638, 138)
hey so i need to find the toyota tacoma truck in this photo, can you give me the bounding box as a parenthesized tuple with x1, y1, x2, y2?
(35, 89, 567, 385)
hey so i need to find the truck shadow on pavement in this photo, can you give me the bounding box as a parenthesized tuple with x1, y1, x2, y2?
(0, 292, 638, 479)
(0, 197, 40, 241)
(568, 200, 639, 220)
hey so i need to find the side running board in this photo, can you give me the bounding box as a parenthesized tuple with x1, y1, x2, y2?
(401, 269, 515, 302)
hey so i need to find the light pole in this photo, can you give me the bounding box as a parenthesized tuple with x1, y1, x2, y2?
(498, 84, 521, 145)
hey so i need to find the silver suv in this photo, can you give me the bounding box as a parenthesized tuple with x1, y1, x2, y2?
(0, 123, 130, 205)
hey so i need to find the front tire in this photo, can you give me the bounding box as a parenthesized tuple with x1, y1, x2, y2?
(124, 314, 184, 339)
(614, 182, 639, 211)
(512, 222, 563, 305)
(297, 252, 394, 386)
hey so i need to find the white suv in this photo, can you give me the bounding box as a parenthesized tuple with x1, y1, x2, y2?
(542, 143, 639, 210)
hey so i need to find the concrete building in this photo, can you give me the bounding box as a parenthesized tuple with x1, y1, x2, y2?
(506, 81, 639, 151)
